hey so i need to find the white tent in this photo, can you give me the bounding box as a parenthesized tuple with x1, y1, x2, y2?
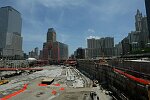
(26, 58, 37, 61)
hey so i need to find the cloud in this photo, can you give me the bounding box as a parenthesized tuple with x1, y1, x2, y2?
(86, 36, 100, 39)
(58, 33, 70, 43)
(88, 0, 144, 22)
(87, 29, 95, 34)
(37, 0, 86, 8)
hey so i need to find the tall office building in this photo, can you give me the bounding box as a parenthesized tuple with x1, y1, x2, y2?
(104, 37, 114, 48)
(74, 48, 85, 59)
(87, 38, 98, 58)
(114, 42, 122, 56)
(28, 47, 39, 59)
(145, 0, 150, 38)
(87, 38, 96, 48)
(34, 47, 38, 56)
(128, 31, 140, 51)
(39, 50, 43, 59)
(141, 17, 150, 47)
(51, 42, 68, 61)
(42, 28, 68, 61)
(121, 37, 131, 55)
(86, 37, 114, 58)
(103, 37, 114, 56)
(135, 9, 142, 32)
(119, 9, 150, 55)
(47, 28, 56, 42)
(133, 9, 149, 49)
(0, 6, 23, 59)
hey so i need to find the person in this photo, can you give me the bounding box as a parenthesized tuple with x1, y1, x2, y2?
(97, 96, 99, 100)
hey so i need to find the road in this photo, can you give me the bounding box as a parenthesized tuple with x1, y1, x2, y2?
(0, 65, 113, 100)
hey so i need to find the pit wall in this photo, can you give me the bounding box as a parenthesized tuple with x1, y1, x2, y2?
(77, 59, 150, 100)
(109, 59, 150, 75)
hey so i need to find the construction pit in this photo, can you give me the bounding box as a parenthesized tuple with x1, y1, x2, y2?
(0, 65, 113, 100)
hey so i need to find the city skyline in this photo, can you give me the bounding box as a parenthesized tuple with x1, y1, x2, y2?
(0, 0, 146, 55)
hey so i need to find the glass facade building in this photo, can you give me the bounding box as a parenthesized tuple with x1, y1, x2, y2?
(47, 28, 56, 42)
(42, 28, 68, 61)
(0, 6, 23, 58)
(86, 37, 114, 58)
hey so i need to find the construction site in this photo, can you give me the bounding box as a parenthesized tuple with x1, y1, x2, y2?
(0, 61, 113, 100)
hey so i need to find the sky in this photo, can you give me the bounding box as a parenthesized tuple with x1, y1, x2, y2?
(0, 0, 146, 55)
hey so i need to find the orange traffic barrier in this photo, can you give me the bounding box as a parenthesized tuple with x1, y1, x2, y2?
(60, 87, 65, 91)
(52, 83, 60, 86)
(0, 84, 28, 100)
(51, 90, 57, 95)
(38, 84, 48, 86)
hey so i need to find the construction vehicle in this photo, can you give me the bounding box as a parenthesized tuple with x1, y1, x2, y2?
(0, 77, 9, 85)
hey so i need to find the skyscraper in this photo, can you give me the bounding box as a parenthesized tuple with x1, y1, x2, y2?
(86, 37, 114, 58)
(134, 9, 149, 49)
(104, 37, 114, 48)
(87, 38, 96, 48)
(41, 28, 68, 61)
(135, 9, 142, 32)
(51, 42, 68, 61)
(47, 28, 56, 42)
(145, 0, 150, 38)
(121, 37, 131, 55)
(103, 37, 114, 56)
(74, 48, 85, 59)
(0, 6, 23, 59)
(34, 47, 38, 56)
